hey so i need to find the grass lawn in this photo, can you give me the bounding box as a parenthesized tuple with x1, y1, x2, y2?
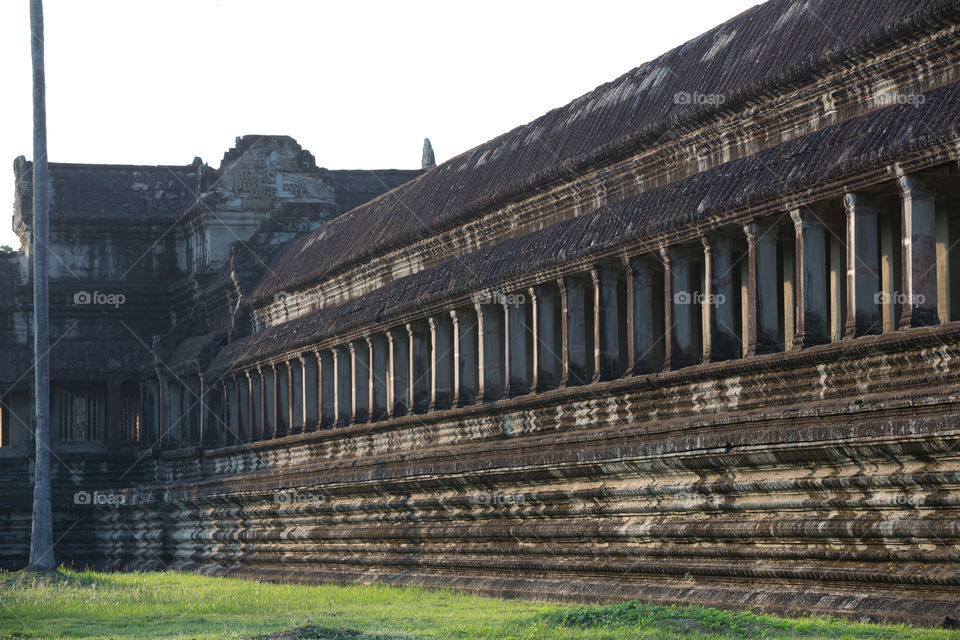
(0, 570, 958, 640)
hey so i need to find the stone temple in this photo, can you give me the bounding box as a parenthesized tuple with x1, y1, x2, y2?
(2, 0, 960, 626)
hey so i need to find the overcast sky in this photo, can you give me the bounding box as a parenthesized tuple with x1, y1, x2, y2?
(0, 0, 759, 249)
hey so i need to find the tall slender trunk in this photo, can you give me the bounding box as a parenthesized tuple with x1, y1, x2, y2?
(27, 0, 54, 572)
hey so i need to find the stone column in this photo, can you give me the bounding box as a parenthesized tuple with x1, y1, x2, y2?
(407, 321, 430, 413)
(238, 370, 251, 442)
(791, 208, 829, 348)
(225, 376, 239, 444)
(189, 377, 201, 444)
(701, 235, 739, 361)
(743, 220, 779, 355)
(828, 232, 846, 342)
(176, 380, 190, 444)
(182, 376, 197, 445)
(155, 372, 169, 444)
(350, 340, 370, 424)
(262, 365, 276, 439)
(843, 192, 881, 338)
(529, 284, 559, 392)
(275, 362, 289, 437)
(251, 367, 264, 441)
(898, 174, 939, 327)
(504, 295, 531, 396)
(166, 378, 182, 444)
(387, 328, 410, 417)
(936, 197, 952, 324)
(290, 358, 304, 435)
(559, 276, 588, 386)
(302, 353, 319, 432)
(476, 302, 504, 401)
(198, 374, 214, 446)
(624, 256, 656, 374)
(368, 335, 389, 421)
(317, 350, 335, 428)
(662, 246, 695, 369)
(332, 347, 351, 427)
(782, 231, 795, 349)
(591, 265, 621, 382)
(880, 211, 899, 332)
(450, 308, 478, 406)
(428, 316, 453, 410)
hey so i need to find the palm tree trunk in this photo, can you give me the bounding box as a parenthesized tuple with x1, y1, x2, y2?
(27, 0, 54, 573)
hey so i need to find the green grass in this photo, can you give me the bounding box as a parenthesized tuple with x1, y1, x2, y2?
(0, 569, 957, 640)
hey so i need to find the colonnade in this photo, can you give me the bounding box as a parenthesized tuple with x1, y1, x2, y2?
(147, 171, 959, 447)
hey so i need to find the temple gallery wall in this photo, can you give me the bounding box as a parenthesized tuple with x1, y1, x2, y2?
(3, 0, 960, 626)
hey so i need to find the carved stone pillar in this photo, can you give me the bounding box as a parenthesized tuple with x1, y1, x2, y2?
(332, 347, 351, 427)
(898, 174, 939, 328)
(290, 358, 304, 435)
(238, 370, 251, 442)
(198, 375, 217, 446)
(155, 372, 169, 444)
(350, 340, 370, 424)
(262, 365, 277, 439)
(828, 231, 846, 342)
(275, 362, 289, 437)
(504, 295, 531, 396)
(407, 321, 430, 414)
(317, 350, 335, 429)
(591, 265, 621, 382)
(936, 197, 952, 324)
(701, 235, 739, 361)
(791, 208, 829, 348)
(529, 284, 559, 392)
(451, 308, 478, 406)
(224, 376, 238, 445)
(251, 367, 264, 441)
(428, 316, 453, 410)
(743, 220, 779, 355)
(302, 353, 319, 432)
(476, 302, 504, 402)
(559, 276, 588, 387)
(843, 193, 881, 338)
(662, 246, 695, 369)
(368, 334, 389, 421)
(166, 378, 182, 445)
(387, 328, 410, 417)
(624, 256, 656, 374)
(880, 210, 899, 332)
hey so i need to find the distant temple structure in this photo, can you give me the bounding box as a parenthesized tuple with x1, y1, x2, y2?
(3, 0, 960, 626)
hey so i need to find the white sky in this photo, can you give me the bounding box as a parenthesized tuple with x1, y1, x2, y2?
(0, 0, 759, 249)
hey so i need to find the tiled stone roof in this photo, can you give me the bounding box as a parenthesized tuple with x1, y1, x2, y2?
(249, 0, 960, 305)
